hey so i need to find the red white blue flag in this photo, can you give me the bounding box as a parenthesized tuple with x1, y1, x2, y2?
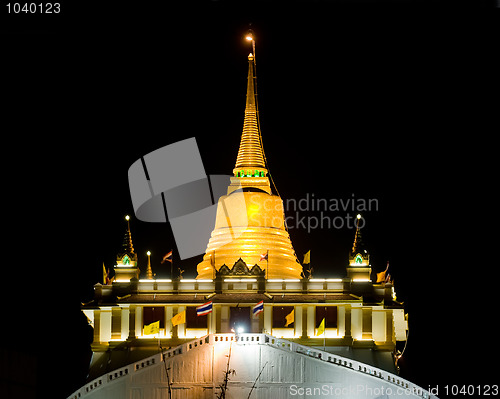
(196, 301, 213, 316)
(252, 300, 264, 316)
(161, 250, 173, 263)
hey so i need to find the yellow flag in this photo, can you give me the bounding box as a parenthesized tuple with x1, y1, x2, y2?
(171, 310, 186, 327)
(285, 309, 294, 327)
(376, 270, 386, 283)
(316, 318, 325, 336)
(303, 250, 311, 265)
(102, 263, 107, 285)
(143, 320, 160, 335)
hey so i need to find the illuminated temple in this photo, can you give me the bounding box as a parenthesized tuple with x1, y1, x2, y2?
(70, 41, 435, 399)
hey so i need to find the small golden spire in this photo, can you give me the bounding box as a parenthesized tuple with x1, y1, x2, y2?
(145, 251, 153, 280)
(122, 215, 135, 255)
(351, 214, 362, 254)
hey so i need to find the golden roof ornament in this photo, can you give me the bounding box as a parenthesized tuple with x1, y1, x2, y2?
(145, 251, 153, 280)
(122, 215, 135, 256)
(351, 214, 362, 254)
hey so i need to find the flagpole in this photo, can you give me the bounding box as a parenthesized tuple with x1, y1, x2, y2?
(323, 307, 326, 351)
(171, 250, 173, 280)
(158, 336, 172, 399)
(323, 327, 326, 351)
(212, 250, 216, 280)
(266, 250, 269, 279)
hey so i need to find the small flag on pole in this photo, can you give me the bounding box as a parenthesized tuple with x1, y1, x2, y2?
(171, 310, 186, 326)
(316, 318, 325, 336)
(161, 250, 173, 263)
(376, 262, 390, 283)
(143, 320, 160, 335)
(103, 263, 113, 285)
(102, 263, 107, 285)
(259, 251, 268, 262)
(376, 270, 386, 283)
(303, 250, 311, 265)
(196, 301, 213, 316)
(285, 309, 295, 327)
(252, 301, 264, 316)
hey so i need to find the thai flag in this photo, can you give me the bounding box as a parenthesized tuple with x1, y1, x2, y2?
(252, 300, 264, 316)
(196, 301, 213, 316)
(161, 250, 173, 263)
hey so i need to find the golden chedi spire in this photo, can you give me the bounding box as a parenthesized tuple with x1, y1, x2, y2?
(351, 214, 362, 255)
(350, 214, 368, 263)
(196, 39, 302, 280)
(114, 215, 140, 281)
(228, 50, 270, 195)
(233, 53, 267, 177)
(122, 215, 135, 256)
(346, 214, 371, 280)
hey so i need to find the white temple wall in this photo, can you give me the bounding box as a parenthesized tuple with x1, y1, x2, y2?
(73, 335, 433, 399)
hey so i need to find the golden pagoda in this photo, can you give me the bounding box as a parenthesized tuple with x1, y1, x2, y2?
(196, 52, 302, 280)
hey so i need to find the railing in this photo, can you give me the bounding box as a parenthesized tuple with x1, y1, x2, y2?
(67, 340, 186, 399)
(109, 278, 347, 294)
(67, 333, 434, 399)
(252, 333, 433, 399)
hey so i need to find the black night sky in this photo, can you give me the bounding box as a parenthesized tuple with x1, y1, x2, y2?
(3, 3, 498, 398)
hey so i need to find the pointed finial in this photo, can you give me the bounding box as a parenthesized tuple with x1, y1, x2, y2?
(351, 214, 362, 254)
(145, 251, 153, 279)
(121, 215, 135, 255)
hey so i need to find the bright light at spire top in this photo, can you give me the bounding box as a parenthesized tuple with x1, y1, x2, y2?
(245, 29, 254, 41)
